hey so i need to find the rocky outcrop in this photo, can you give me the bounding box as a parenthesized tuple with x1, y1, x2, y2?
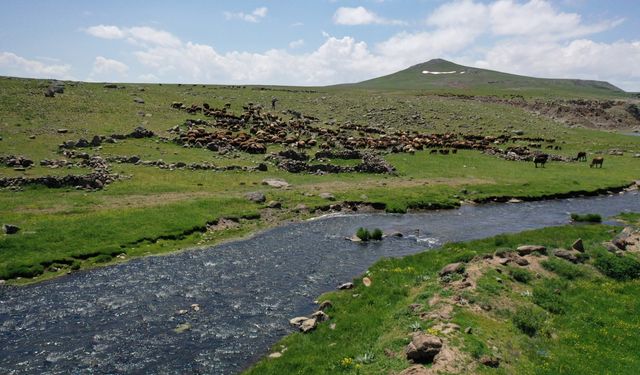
(405, 333, 443, 364)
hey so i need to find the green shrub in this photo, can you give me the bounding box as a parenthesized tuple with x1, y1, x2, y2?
(4, 264, 45, 279)
(593, 254, 640, 281)
(356, 227, 370, 241)
(570, 213, 602, 223)
(371, 228, 383, 241)
(454, 252, 476, 263)
(512, 306, 546, 336)
(541, 257, 585, 280)
(533, 278, 568, 314)
(93, 254, 113, 264)
(509, 267, 533, 283)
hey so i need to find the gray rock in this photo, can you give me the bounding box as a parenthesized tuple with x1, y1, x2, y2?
(572, 238, 584, 252)
(3, 224, 20, 234)
(405, 333, 443, 364)
(267, 201, 281, 209)
(134, 97, 145, 104)
(513, 257, 529, 266)
(439, 262, 464, 276)
(337, 282, 354, 290)
(554, 249, 578, 263)
(245, 191, 266, 203)
(516, 245, 547, 255)
(319, 192, 335, 201)
(311, 310, 329, 322)
(261, 178, 290, 188)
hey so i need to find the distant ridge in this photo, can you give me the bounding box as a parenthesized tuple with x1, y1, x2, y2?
(350, 59, 625, 97)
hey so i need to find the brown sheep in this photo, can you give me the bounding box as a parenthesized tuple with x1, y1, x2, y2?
(590, 157, 604, 168)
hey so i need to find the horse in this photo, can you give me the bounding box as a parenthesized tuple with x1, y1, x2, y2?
(533, 154, 549, 168)
(575, 151, 587, 162)
(590, 157, 604, 168)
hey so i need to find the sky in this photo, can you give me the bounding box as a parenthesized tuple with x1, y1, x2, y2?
(0, 0, 639, 90)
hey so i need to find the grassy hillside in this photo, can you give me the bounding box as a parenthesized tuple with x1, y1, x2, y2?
(245, 217, 640, 374)
(1, 76, 639, 283)
(352, 59, 627, 98)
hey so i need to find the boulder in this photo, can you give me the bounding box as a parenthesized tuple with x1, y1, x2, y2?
(245, 191, 266, 203)
(294, 204, 308, 212)
(513, 257, 529, 266)
(405, 333, 443, 364)
(319, 192, 336, 201)
(554, 249, 578, 263)
(267, 201, 282, 209)
(439, 262, 464, 276)
(261, 178, 290, 188)
(572, 238, 584, 252)
(3, 224, 20, 234)
(516, 245, 547, 256)
(338, 282, 354, 290)
(603, 242, 619, 253)
(57, 128, 68, 134)
(90, 135, 102, 146)
(75, 138, 89, 147)
(133, 97, 145, 104)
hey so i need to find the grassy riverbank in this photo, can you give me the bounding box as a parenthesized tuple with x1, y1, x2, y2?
(245, 216, 640, 374)
(1, 76, 640, 283)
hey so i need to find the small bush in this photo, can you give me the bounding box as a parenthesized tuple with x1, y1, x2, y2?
(512, 306, 546, 336)
(509, 267, 533, 283)
(570, 213, 602, 223)
(541, 257, 585, 280)
(593, 254, 640, 281)
(93, 254, 113, 264)
(533, 278, 568, 314)
(356, 227, 370, 241)
(5, 264, 45, 279)
(371, 228, 383, 241)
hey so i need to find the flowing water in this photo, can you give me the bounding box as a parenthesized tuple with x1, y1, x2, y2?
(1, 192, 639, 374)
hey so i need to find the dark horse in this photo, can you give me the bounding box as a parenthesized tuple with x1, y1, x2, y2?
(575, 151, 587, 161)
(533, 153, 549, 168)
(590, 157, 604, 168)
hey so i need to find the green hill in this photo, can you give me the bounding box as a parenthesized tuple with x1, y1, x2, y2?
(350, 58, 626, 98)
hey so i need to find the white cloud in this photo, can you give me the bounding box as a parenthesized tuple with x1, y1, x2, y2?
(333, 6, 405, 25)
(475, 39, 640, 89)
(81, 1, 639, 90)
(289, 39, 305, 49)
(224, 7, 268, 23)
(0, 52, 72, 79)
(85, 25, 126, 39)
(89, 56, 129, 79)
(84, 25, 180, 47)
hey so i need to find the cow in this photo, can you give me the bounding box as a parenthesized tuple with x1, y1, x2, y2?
(575, 151, 587, 162)
(590, 157, 604, 168)
(533, 153, 549, 168)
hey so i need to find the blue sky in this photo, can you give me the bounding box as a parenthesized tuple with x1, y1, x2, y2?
(1, 0, 639, 90)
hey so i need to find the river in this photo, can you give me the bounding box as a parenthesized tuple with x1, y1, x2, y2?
(1, 191, 639, 374)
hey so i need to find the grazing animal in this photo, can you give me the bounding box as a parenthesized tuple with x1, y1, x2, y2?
(576, 151, 587, 161)
(533, 153, 549, 168)
(590, 157, 604, 168)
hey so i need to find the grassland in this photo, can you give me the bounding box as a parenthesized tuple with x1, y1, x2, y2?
(244, 216, 640, 374)
(1, 73, 639, 283)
